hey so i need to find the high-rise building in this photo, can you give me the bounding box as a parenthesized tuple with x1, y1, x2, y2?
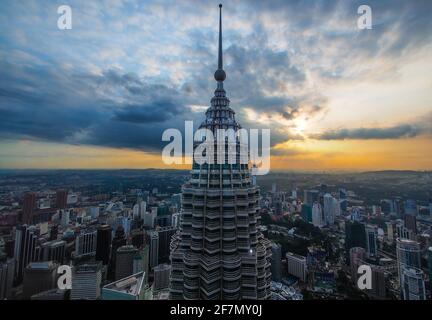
(149, 231, 159, 269)
(133, 244, 150, 284)
(323, 193, 336, 226)
(312, 202, 324, 227)
(339, 188, 348, 213)
(401, 267, 426, 300)
(429, 198, 432, 217)
(428, 247, 432, 284)
(89, 207, 100, 219)
(157, 227, 176, 264)
(22, 261, 58, 299)
(403, 214, 417, 234)
(143, 211, 155, 229)
(41, 240, 66, 264)
(131, 229, 145, 248)
(301, 204, 312, 223)
(14, 225, 39, 283)
(270, 242, 282, 282)
(304, 190, 319, 206)
(0, 257, 15, 299)
(75, 230, 97, 258)
(345, 221, 366, 264)
(96, 224, 112, 265)
(386, 222, 395, 243)
(395, 220, 415, 240)
(396, 238, 421, 294)
(169, 5, 272, 300)
(349, 247, 366, 279)
(139, 200, 147, 220)
(286, 252, 307, 282)
(153, 263, 171, 292)
(22, 192, 37, 224)
(71, 263, 102, 300)
(365, 225, 378, 258)
(115, 245, 138, 281)
(108, 226, 127, 280)
(171, 213, 180, 229)
(56, 190, 68, 209)
(60, 209, 70, 227)
(404, 199, 417, 216)
(369, 265, 387, 299)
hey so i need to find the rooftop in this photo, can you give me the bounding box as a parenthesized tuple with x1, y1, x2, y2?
(103, 271, 145, 297)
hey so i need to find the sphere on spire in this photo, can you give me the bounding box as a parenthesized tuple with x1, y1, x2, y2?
(214, 69, 226, 82)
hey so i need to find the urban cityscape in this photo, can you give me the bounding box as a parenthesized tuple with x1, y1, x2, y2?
(1, 0, 432, 306)
(0, 168, 431, 300)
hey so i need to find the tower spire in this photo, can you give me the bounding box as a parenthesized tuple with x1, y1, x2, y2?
(218, 3, 223, 70)
(214, 4, 226, 83)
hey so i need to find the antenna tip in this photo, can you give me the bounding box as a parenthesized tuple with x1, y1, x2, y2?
(219, 4, 222, 8)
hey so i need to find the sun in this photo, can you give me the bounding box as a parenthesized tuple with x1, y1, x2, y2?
(293, 118, 308, 136)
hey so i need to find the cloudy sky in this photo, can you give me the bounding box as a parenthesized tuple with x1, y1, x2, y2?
(0, 0, 431, 171)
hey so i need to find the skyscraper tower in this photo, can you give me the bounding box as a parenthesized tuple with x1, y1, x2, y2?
(169, 4, 272, 300)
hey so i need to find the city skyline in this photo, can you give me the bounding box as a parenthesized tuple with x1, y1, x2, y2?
(1, 0, 432, 171)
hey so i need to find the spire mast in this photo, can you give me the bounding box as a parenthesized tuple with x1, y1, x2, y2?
(218, 4, 223, 70)
(214, 4, 226, 83)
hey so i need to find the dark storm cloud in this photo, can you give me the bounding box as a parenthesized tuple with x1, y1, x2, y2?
(0, 61, 194, 151)
(315, 124, 424, 140)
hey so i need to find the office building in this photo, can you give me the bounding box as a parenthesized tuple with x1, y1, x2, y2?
(41, 240, 66, 264)
(157, 227, 176, 264)
(286, 252, 307, 282)
(365, 225, 378, 258)
(56, 190, 68, 209)
(339, 188, 348, 213)
(153, 263, 171, 291)
(131, 229, 145, 249)
(169, 5, 272, 300)
(345, 221, 366, 264)
(22, 192, 37, 224)
(96, 224, 112, 265)
(60, 209, 70, 227)
(23, 261, 58, 299)
(429, 247, 432, 284)
(301, 204, 312, 223)
(89, 207, 100, 219)
(71, 263, 102, 300)
(149, 231, 159, 269)
(396, 238, 421, 290)
(14, 225, 39, 283)
(0, 257, 15, 299)
(404, 199, 417, 216)
(133, 245, 149, 284)
(395, 220, 415, 240)
(401, 267, 426, 300)
(270, 242, 282, 282)
(323, 193, 337, 226)
(143, 212, 155, 229)
(108, 226, 127, 280)
(171, 213, 180, 229)
(304, 190, 319, 206)
(115, 245, 138, 281)
(75, 230, 97, 258)
(403, 214, 417, 234)
(369, 265, 387, 299)
(349, 247, 366, 279)
(312, 202, 324, 227)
